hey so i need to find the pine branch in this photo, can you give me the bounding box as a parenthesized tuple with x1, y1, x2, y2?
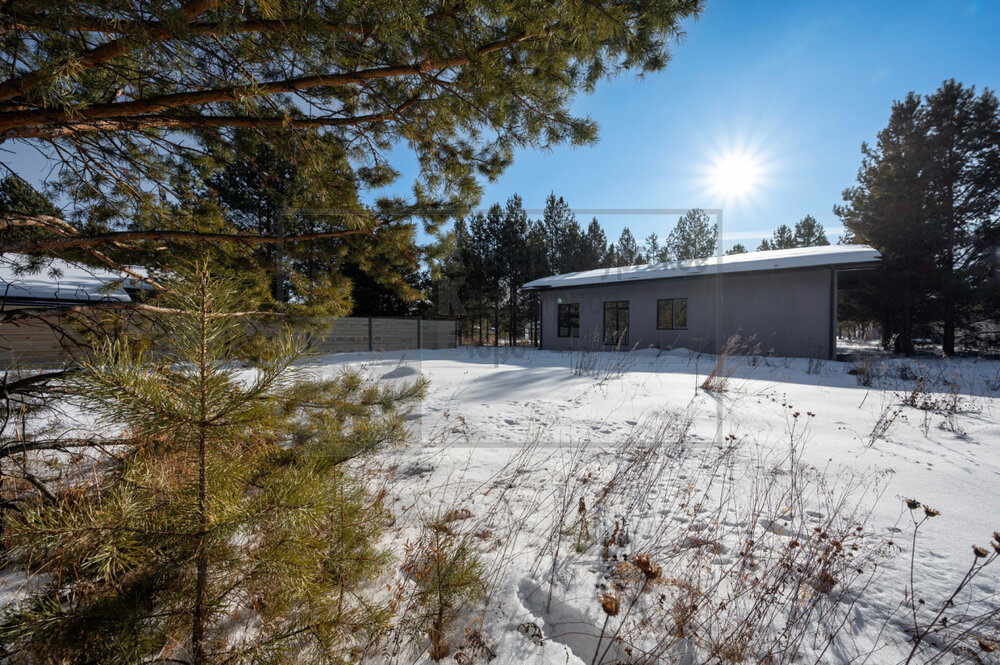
(4, 99, 427, 140)
(0, 302, 285, 324)
(0, 369, 74, 398)
(4, 10, 368, 38)
(21, 471, 56, 502)
(0, 211, 378, 253)
(0, 436, 124, 459)
(0, 0, 225, 105)
(0, 33, 544, 138)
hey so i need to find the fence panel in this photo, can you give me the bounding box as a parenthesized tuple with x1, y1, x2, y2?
(420, 320, 457, 349)
(0, 315, 458, 369)
(372, 318, 418, 351)
(0, 317, 71, 369)
(311, 317, 371, 354)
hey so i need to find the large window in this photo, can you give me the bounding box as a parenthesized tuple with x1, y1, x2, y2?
(603, 300, 629, 345)
(657, 298, 688, 330)
(557, 303, 580, 338)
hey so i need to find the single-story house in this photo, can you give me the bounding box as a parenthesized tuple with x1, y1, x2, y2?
(522, 245, 881, 360)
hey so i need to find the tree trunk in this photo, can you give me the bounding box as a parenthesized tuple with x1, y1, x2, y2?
(943, 183, 956, 356)
(943, 297, 955, 356)
(902, 295, 913, 356)
(510, 287, 517, 347)
(193, 277, 210, 665)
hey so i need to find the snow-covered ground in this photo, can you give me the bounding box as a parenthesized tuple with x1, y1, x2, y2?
(317, 346, 1000, 664)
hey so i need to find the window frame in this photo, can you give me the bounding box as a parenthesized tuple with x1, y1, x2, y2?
(657, 298, 688, 330)
(557, 302, 580, 338)
(603, 300, 630, 346)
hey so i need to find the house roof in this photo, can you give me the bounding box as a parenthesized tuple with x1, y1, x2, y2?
(522, 244, 881, 290)
(0, 256, 147, 305)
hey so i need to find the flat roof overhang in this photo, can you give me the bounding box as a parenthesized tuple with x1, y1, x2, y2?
(524, 260, 881, 292)
(523, 245, 882, 292)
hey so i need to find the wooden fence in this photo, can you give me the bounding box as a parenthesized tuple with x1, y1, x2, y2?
(308, 317, 457, 354)
(0, 316, 457, 370)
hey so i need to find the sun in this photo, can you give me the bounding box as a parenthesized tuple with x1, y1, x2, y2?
(709, 150, 763, 201)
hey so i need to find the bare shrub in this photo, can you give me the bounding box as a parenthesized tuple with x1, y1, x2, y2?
(806, 356, 825, 375)
(554, 419, 894, 665)
(850, 355, 881, 386)
(701, 333, 759, 392)
(901, 502, 1000, 664)
(444, 507, 474, 522)
(570, 331, 638, 382)
(869, 398, 904, 446)
(987, 367, 1000, 392)
(898, 369, 981, 435)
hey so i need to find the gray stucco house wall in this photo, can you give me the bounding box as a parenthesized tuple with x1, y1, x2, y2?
(524, 246, 880, 360)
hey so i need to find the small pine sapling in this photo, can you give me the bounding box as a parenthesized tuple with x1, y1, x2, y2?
(0, 267, 425, 664)
(402, 519, 485, 660)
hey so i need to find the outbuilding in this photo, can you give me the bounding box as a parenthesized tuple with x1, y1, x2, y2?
(0, 256, 148, 368)
(523, 245, 880, 360)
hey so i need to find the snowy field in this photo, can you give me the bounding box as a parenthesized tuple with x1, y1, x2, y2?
(317, 346, 1000, 664)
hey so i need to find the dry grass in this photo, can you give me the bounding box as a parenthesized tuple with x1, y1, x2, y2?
(570, 331, 639, 382)
(368, 402, 1000, 665)
(701, 333, 759, 392)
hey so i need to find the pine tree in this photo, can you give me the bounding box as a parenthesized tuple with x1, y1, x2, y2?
(499, 195, 531, 346)
(726, 243, 748, 255)
(0, 176, 59, 217)
(202, 130, 423, 315)
(793, 215, 830, 247)
(836, 93, 937, 354)
(485, 205, 509, 345)
(921, 80, 1000, 355)
(1, 0, 703, 267)
(524, 220, 550, 344)
(759, 217, 829, 251)
(613, 228, 641, 265)
(605, 243, 618, 267)
(542, 193, 575, 274)
(581, 218, 609, 269)
(434, 219, 471, 324)
(644, 232, 664, 262)
(560, 221, 588, 273)
(665, 209, 717, 260)
(758, 224, 795, 251)
(837, 81, 1000, 354)
(0, 267, 425, 663)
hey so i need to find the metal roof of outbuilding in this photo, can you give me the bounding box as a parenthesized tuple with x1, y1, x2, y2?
(0, 255, 146, 305)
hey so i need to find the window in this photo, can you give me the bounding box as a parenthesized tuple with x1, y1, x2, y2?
(657, 298, 688, 330)
(603, 300, 629, 345)
(557, 303, 580, 338)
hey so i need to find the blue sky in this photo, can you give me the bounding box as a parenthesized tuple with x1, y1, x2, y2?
(395, 0, 1000, 251)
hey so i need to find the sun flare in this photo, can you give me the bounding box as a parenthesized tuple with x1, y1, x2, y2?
(709, 150, 763, 200)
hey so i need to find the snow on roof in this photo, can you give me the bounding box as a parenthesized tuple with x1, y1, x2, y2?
(0, 255, 147, 304)
(522, 244, 881, 290)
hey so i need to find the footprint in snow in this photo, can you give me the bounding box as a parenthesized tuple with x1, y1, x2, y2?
(380, 366, 418, 380)
(516, 577, 627, 663)
(398, 463, 434, 478)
